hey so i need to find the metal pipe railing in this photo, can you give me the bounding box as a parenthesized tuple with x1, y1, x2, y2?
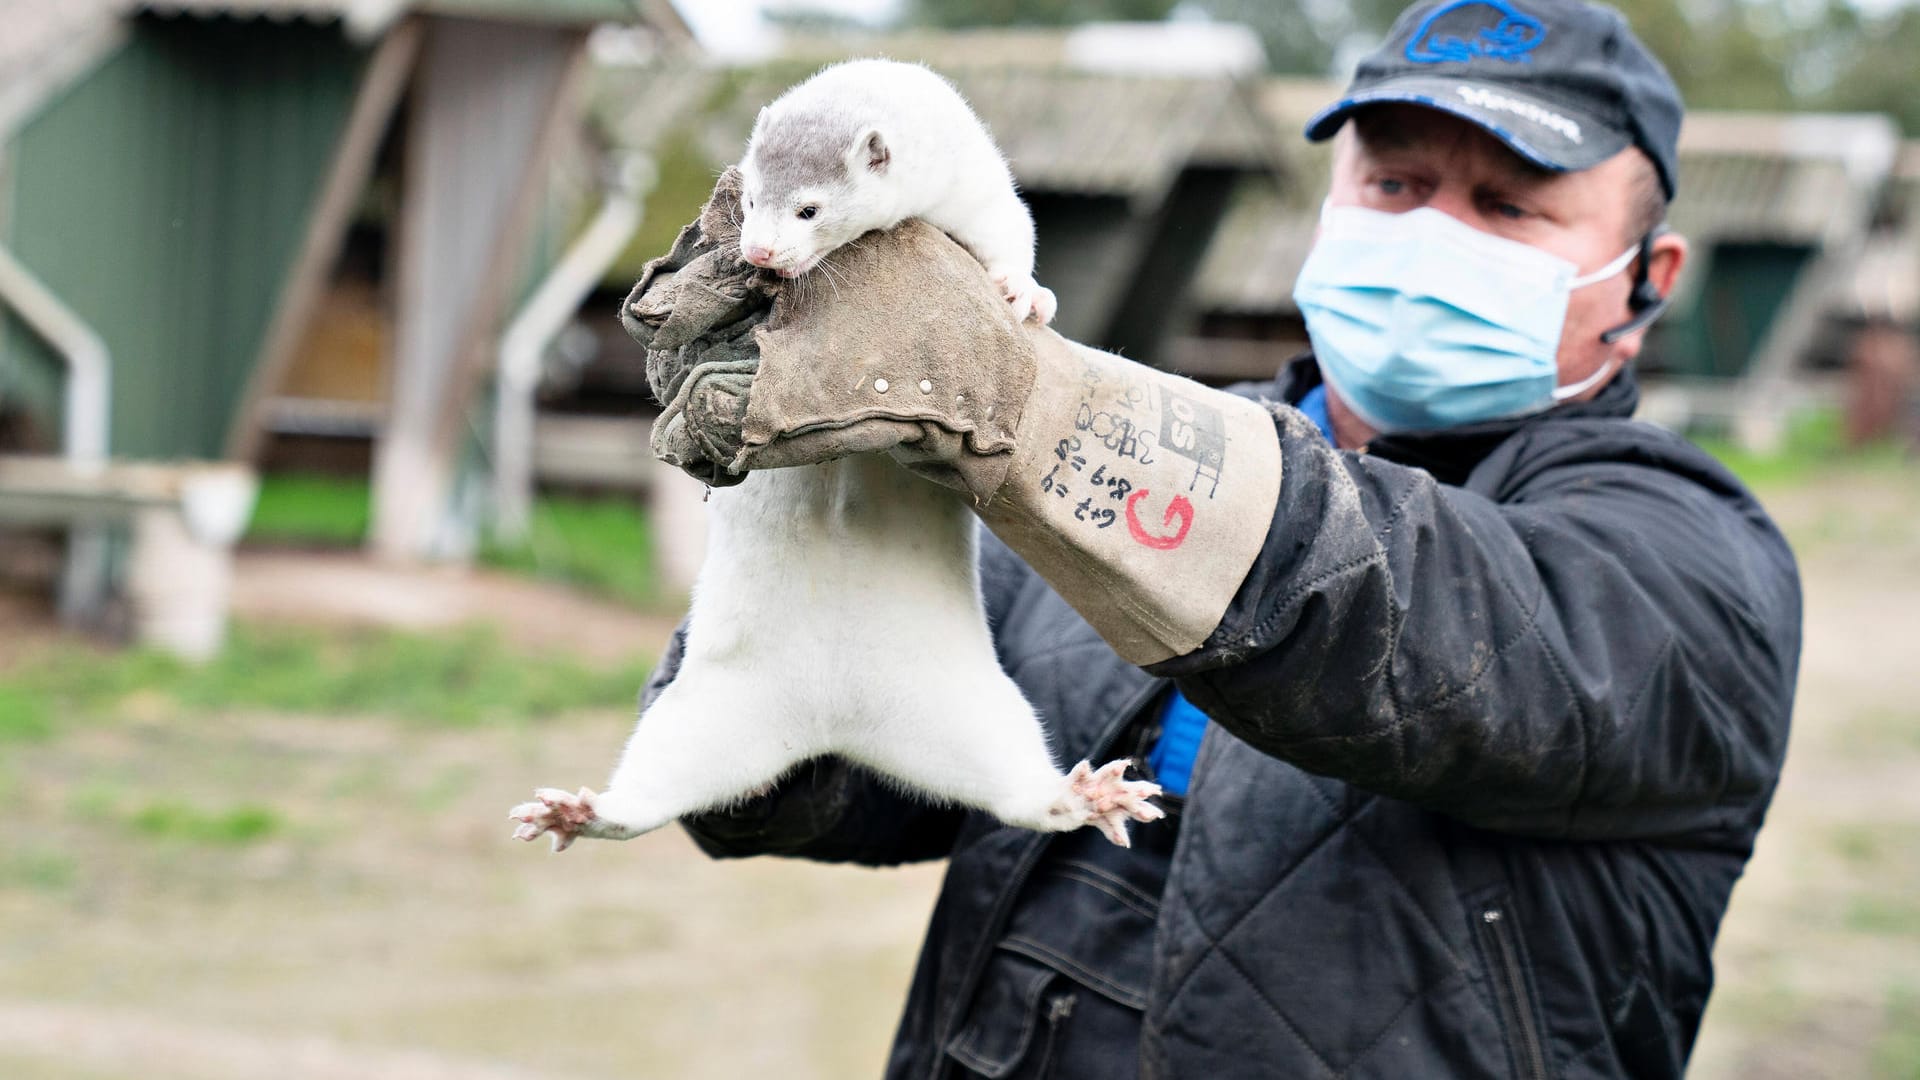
(0, 242, 114, 621)
(0, 243, 110, 467)
(492, 153, 652, 540)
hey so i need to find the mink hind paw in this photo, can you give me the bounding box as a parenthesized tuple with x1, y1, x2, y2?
(508, 787, 600, 853)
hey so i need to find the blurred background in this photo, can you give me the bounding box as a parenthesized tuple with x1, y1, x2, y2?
(0, 0, 1915, 1076)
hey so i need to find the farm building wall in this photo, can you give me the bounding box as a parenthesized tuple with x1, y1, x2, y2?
(0, 15, 368, 459)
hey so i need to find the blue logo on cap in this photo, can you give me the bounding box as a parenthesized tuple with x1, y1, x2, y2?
(1405, 0, 1547, 64)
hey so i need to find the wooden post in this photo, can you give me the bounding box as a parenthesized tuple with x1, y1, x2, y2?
(369, 17, 587, 561)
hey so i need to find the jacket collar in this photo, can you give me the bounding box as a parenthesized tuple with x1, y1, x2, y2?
(1274, 354, 1641, 486)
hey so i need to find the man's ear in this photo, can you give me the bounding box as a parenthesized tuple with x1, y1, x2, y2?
(1647, 231, 1687, 300)
(1611, 231, 1690, 357)
(849, 127, 890, 174)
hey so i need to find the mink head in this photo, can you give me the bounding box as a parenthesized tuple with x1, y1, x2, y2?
(737, 108, 895, 278)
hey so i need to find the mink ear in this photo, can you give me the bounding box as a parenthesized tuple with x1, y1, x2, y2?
(850, 127, 890, 174)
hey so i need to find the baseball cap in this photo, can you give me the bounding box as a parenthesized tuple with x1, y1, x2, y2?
(1305, 0, 1683, 198)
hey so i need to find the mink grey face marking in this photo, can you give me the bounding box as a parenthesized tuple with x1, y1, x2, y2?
(738, 108, 883, 277)
(751, 109, 860, 190)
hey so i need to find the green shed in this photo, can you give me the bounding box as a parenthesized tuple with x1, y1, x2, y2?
(2, 10, 372, 460)
(0, 0, 697, 635)
(1, 0, 690, 568)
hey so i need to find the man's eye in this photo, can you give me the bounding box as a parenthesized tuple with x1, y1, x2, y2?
(797, 206, 818, 220)
(1491, 200, 1528, 220)
(1377, 178, 1406, 195)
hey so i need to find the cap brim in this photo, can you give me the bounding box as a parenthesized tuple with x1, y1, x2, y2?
(1304, 77, 1629, 175)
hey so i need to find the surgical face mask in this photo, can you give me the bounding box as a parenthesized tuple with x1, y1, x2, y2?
(1292, 204, 1639, 434)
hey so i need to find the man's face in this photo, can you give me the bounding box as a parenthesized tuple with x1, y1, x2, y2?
(1319, 104, 1685, 442)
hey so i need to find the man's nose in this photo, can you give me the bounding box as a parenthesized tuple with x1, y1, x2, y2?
(1421, 188, 1481, 229)
(742, 243, 775, 266)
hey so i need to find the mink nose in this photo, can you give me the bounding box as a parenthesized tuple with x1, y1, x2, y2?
(741, 243, 776, 267)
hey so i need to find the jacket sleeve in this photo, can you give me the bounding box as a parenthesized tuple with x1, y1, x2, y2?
(1152, 408, 1802, 843)
(647, 623, 967, 865)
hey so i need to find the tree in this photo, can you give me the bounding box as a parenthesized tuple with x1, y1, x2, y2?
(1809, 3, 1920, 133)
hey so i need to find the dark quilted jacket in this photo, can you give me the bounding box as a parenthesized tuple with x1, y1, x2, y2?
(651, 359, 1803, 1079)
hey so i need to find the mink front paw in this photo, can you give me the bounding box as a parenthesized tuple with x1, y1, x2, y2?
(508, 786, 600, 853)
(1052, 760, 1165, 848)
(991, 269, 1058, 326)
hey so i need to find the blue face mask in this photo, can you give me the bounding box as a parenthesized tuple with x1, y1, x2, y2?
(1292, 204, 1639, 433)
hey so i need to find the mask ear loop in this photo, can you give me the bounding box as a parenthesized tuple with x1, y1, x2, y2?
(1599, 227, 1670, 345)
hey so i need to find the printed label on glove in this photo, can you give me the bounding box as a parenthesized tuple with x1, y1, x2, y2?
(985, 341, 1282, 666)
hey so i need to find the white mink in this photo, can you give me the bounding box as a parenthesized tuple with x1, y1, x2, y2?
(735, 58, 1057, 325)
(509, 62, 1159, 854)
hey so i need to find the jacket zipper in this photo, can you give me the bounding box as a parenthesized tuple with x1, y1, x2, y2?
(1036, 992, 1076, 1080)
(929, 678, 1164, 1080)
(1480, 905, 1549, 1080)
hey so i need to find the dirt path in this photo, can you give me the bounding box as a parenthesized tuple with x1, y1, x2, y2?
(0, 703, 945, 1080)
(0, 1001, 569, 1080)
(1688, 472, 1920, 1079)
(1, 469, 1914, 1077)
(229, 550, 682, 664)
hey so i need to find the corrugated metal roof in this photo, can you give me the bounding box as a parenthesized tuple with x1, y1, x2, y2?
(2, 0, 638, 130)
(1666, 154, 1855, 245)
(1188, 78, 1332, 314)
(0, 0, 125, 72)
(1844, 231, 1920, 325)
(0, 0, 130, 134)
(416, 0, 636, 24)
(1669, 112, 1899, 246)
(139, 0, 361, 15)
(139, 0, 633, 23)
(785, 27, 1281, 188)
(136, 0, 400, 37)
(778, 27, 1079, 70)
(960, 69, 1230, 202)
(1191, 180, 1316, 316)
(1840, 141, 1920, 325)
(601, 59, 1248, 204)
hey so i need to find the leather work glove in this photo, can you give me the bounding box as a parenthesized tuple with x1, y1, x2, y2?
(624, 169, 1283, 666)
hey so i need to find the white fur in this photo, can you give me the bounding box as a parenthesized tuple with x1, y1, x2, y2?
(509, 458, 1163, 849)
(580, 458, 1098, 839)
(736, 59, 1057, 324)
(509, 65, 1160, 854)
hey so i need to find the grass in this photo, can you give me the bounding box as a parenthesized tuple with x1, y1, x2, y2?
(1839, 710, 1920, 757)
(1824, 821, 1920, 870)
(1877, 988, 1920, 1079)
(127, 801, 284, 845)
(0, 849, 75, 891)
(247, 472, 660, 608)
(0, 622, 655, 734)
(0, 684, 53, 742)
(1691, 407, 1913, 491)
(479, 494, 659, 609)
(1847, 895, 1920, 939)
(245, 473, 372, 545)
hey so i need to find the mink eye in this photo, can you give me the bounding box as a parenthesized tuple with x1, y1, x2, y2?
(796, 205, 818, 220)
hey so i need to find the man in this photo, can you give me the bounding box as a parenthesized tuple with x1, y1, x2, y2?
(633, 0, 1802, 1075)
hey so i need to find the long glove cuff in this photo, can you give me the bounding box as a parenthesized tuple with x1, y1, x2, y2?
(974, 337, 1284, 666)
